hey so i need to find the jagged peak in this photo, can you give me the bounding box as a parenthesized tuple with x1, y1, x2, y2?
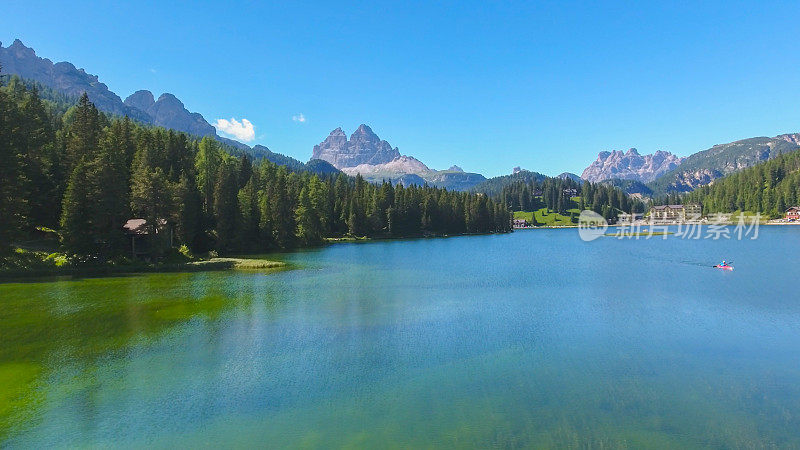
(6, 39, 36, 56)
(124, 90, 155, 110)
(352, 124, 378, 138)
(156, 93, 181, 104)
(129, 89, 154, 98)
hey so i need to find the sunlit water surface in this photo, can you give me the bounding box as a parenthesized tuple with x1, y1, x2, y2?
(2, 227, 800, 447)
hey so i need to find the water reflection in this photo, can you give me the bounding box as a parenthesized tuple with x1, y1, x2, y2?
(3, 228, 800, 446)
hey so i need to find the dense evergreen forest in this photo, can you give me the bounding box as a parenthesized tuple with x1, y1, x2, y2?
(490, 176, 646, 220)
(675, 149, 800, 217)
(469, 170, 547, 196)
(0, 75, 511, 260)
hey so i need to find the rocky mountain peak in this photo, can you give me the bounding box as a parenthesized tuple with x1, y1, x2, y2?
(124, 90, 155, 111)
(7, 39, 35, 57)
(156, 93, 182, 105)
(353, 124, 375, 136)
(581, 149, 685, 183)
(448, 165, 464, 172)
(312, 124, 400, 169)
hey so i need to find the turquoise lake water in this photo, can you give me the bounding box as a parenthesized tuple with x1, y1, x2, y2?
(2, 227, 800, 447)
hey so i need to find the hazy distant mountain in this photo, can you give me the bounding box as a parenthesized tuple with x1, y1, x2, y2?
(250, 145, 339, 175)
(557, 172, 582, 182)
(648, 135, 800, 193)
(311, 125, 485, 191)
(581, 148, 685, 183)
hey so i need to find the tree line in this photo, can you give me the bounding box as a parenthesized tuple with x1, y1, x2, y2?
(1, 77, 511, 258)
(492, 177, 645, 219)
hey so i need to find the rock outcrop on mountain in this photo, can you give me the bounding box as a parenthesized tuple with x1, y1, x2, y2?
(340, 155, 431, 177)
(311, 125, 485, 191)
(581, 148, 685, 183)
(647, 135, 800, 193)
(777, 133, 800, 146)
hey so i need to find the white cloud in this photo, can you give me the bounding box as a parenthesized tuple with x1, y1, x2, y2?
(149, 68, 157, 74)
(214, 117, 255, 142)
(292, 113, 306, 123)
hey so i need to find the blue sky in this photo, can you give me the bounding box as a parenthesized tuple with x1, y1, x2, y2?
(3, 1, 800, 177)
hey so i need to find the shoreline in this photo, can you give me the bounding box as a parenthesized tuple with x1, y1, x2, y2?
(1, 230, 512, 281)
(0, 257, 287, 282)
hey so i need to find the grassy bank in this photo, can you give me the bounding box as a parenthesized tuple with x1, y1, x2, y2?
(188, 258, 286, 270)
(0, 248, 285, 280)
(514, 208, 580, 227)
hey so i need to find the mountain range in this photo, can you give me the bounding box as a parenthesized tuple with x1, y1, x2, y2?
(3, 38, 798, 195)
(0, 39, 482, 189)
(581, 135, 800, 195)
(581, 149, 685, 183)
(0, 39, 335, 174)
(646, 135, 800, 193)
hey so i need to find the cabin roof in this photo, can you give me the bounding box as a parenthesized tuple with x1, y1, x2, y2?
(123, 218, 167, 235)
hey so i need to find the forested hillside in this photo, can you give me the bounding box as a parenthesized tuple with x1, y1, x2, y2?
(489, 176, 645, 220)
(599, 178, 653, 196)
(469, 170, 548, 197)
(647, 136, 800, 194)
(0, 77, 511, 260)
(681, 149, 800, 217)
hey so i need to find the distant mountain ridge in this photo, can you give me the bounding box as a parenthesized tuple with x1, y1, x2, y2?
(0, 39, 150, 122)
(0, 39, 336, 176)
(311, 125, 485, 191)
(647, 135, 800, 193)
(0, 39, 218, 138)
(581, 148, 685, 183)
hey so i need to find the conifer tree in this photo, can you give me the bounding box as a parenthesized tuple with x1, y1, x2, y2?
(213, 161, 240, 253)
(60, 161, 95, 255)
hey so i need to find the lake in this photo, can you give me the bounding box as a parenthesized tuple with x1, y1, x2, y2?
(2, 227, 800, 447)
